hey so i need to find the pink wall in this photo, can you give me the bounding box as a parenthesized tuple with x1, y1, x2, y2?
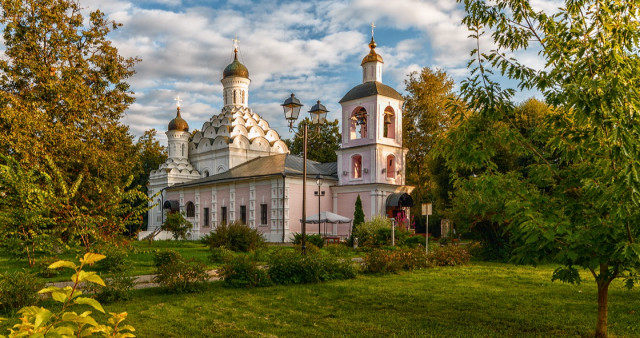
(255, 183, 272, 227)
(341, 150, 373, 184)
(287, 179, 334, 236)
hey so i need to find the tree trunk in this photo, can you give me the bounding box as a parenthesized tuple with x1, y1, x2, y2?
(596, 280, 610, 338)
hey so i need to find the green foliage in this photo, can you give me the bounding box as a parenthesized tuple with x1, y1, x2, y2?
(352, 216, 392, 248)
(218, 255, 272, 288)
(267, 250, 356, 285)
(292, 233, 325, 248)
(0, 0, 148, 253)
(152, 250, 181, 268)
(36, 256, 64, 278)
(208, 246, 235, 264)
(363, 247, 429, 274)
(0, 271, 45, 314)
(87, 248, 136, 303)
(201, 221, 266, 252)
(287, 118, 341, 163)
(153, 251, 208, 293)
(450, 1, 640, 335)
(401, 235, 427, 248)
(161, 212, 193, 240)
(428, 245, 471, 267)
(2, 253, 135, 337)
(352, 195, 365, 237)
(403, 67, 460, 219)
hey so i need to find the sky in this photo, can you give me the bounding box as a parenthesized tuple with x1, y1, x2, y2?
(79, 0, 562, 142)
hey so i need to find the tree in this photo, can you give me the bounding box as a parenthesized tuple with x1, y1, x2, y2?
(352, 195, 365, 239)
(162, 212, 193, 240)
(132, 129, 167, 195)
(287, 118, 341, 163)
(0, 0, 144, 249)
(447, 1, 640, 336)
(403, 68, 461, 225)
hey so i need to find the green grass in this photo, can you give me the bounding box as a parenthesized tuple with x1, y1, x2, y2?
(77, 262, 640, 337)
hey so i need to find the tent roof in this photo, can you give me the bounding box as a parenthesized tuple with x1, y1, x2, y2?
(302, 211, 352, 224)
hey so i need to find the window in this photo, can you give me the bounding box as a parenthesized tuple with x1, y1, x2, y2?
(383, 107, 395, 139)
(352, 155, 362, 179)
(386, 155, 395, 178)
(240, 205, 247, 224)
(221, 206, 227, 224)
(181, 144, 185, 157)
(260, 204, 268, 225)
(242, 91, 245, 104)
(350, 107, 367, 140)
(186, 201, 195, 217)
(233, 90, 237, 104)
(203, 207, 209, 227)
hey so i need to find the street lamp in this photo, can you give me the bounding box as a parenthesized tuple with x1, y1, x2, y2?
(281, 94, 328, 254)
(315, 174, 323, 235)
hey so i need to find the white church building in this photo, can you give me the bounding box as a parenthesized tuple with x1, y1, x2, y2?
(144, 35, 414, 241)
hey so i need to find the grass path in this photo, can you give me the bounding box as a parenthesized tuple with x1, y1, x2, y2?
(97, 262, 640, 337)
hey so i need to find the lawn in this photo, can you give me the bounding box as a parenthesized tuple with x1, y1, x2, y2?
(89, 262, 639, 337)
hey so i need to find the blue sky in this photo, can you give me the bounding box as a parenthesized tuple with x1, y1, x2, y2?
(81, 0, 561, 141)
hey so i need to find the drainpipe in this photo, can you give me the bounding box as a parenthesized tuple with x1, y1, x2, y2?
(282, 174, 286, 243)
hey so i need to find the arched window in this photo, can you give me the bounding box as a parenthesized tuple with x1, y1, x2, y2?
(386, 155, 395, 178)
(352, 155, 362, 179)
(350, 107, 367, 140)
(181, 144, 185, 157)
(203, 170, 210, 177)
(233, 90, 237, 104)
(186, 201, 195, 217)
(383, 107, 395, 139)
(242, 91, 245, 104)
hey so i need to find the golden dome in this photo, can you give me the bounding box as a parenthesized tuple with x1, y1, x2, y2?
(168, 108, 189, 132)
(361, 37, 384, 65)
(223, 49, 249, 79)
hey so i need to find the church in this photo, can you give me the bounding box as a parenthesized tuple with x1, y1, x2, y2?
(143, 33, 414, 242)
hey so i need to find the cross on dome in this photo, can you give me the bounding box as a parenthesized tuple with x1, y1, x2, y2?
(371, 22, 376, 38)
(174, 95, 183, 108)
(232, 35, 239, 52)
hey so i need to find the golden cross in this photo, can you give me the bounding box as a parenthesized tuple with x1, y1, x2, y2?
(174, 95, 182, 108)
(232, 35, 239, 51)
(371, 22, 376, 38)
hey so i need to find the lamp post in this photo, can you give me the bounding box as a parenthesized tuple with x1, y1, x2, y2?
(315, 174, 323, 236)
(281, 95, 327, 254)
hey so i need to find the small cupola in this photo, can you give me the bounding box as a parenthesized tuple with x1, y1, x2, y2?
(168, 107, 189, 132)
(361, 26, 383, 83)
(223, 48, 249, 79)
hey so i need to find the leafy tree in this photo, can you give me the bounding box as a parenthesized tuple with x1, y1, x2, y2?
(287, 118, 341, 163)
(132, 129, 167, 195)
(403, 68, 461, 225)
(0, 0, 145, 249)
(353, 195, 365, 238)
(162, 212, 193, 240)
(447, 1, 640, 336)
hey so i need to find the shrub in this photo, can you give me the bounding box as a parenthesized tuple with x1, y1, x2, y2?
(153, 252, 208, 293)
(402, 234, 427, 248)
(375, 227, 411, 247)
(0, 271, 44, 314)
(201, 221, 266, 252)
(36, 256, 63, 278)
(267, 250, 356, 285)
(162, 211, 193, 240)
(292, 233, 325, 248)
(293, 242, 321, 254)
(428, 245, 471, 266)
(153, 249, 181, 267)
(353, 216, 392, 248)
(218, 255, 272, 288)
(209, 246, 235, 264)
(85, 250, 136, 303)
(4, 253, 135, 337)
(326, 244, 350, 257)
(363, 247, 429, 274)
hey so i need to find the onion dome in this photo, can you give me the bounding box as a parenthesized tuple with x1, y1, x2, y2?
(223, 48, 249, 79)
(361, 37, 384, 65)
(168, 107, 189, 132)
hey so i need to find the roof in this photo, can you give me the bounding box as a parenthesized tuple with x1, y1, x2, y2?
(223, 49, 249, 79)
(168, 154, 338, 189)
(168, 108, 189, 132)
(302, 211, 351, 224)
(339, 81, 403, 103)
